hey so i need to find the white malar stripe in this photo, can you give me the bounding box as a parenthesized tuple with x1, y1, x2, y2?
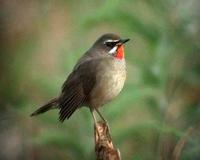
(109, 46, 118, 54)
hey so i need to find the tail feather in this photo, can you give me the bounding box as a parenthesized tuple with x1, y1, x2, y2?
(30, 97, 58, 116)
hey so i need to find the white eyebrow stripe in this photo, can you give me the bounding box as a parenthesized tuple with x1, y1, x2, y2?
(108, 46, 118, 54)
(105, 39, 120, 43)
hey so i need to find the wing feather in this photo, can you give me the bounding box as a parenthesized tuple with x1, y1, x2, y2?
(58, 59, 98, 122)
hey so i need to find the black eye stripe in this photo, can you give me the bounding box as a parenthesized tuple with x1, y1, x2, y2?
(104, 41, 119, 48)
(106, 42, 115, 47)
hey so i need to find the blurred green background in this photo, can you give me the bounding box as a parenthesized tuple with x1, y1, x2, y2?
(0, 0, 200, 160)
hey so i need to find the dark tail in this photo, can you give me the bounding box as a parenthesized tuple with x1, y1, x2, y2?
(30, 97, 58, 116)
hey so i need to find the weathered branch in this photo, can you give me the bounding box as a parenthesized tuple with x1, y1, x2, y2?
(94, 121, 121, 160)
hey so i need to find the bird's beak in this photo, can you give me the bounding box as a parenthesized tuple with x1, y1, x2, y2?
(117, 38, 130, 45)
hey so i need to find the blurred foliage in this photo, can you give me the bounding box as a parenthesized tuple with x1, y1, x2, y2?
(0, 0, 200, 160)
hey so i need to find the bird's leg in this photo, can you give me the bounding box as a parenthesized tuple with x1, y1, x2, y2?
(90, 108, 101, 138)
(95, 108, 107, 123)
(95, 108, 112, 141)
(90, 108, 98, 125)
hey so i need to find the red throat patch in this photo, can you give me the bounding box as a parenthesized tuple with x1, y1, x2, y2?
(116, 45, 124, 59)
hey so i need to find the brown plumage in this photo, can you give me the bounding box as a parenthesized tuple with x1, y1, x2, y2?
(31, 33, 129, 122)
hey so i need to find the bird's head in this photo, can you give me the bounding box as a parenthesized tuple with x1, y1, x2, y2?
(92, 33, 130, 60)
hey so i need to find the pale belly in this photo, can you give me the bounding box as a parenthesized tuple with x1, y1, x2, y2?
(89, 59, 126, 108)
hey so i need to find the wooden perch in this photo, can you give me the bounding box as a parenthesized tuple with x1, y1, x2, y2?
(94, 121, 121, 160)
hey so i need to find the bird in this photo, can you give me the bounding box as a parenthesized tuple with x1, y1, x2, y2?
(31, 33, 130, 124)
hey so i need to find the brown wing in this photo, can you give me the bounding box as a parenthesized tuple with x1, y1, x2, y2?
(58, 59, 97, 122)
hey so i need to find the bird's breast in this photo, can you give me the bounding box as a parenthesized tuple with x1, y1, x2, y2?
(89, 58, 126, 108)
